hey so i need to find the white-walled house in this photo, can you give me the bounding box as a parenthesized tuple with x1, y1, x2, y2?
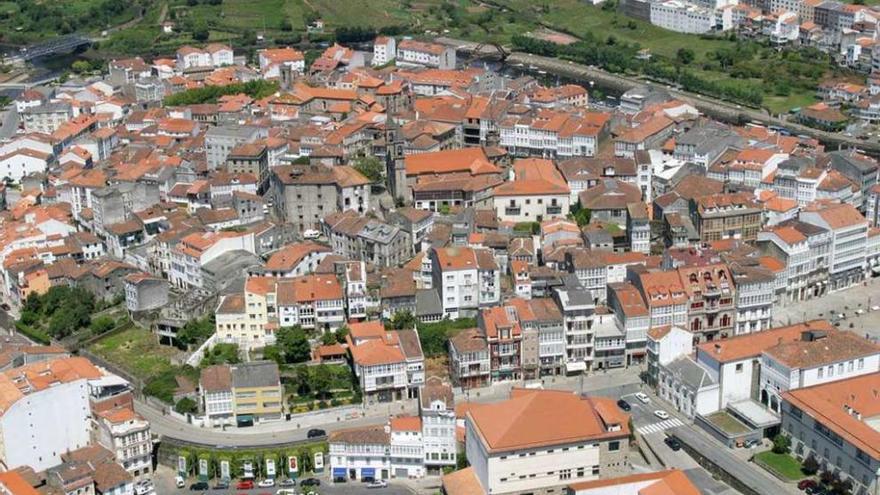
(373, 36, 396, 66)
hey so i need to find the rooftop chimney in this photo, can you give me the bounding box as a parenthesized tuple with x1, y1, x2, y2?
(714, 344, 721, 354)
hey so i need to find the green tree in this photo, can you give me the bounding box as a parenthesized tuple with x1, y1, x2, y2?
(291, 364, 311, 396)
(388, 310, 417, 330)
(71, 60, 91, 74)
(772, 433, 791, 454)
(676, 48, 695, 65)
(277, 326, 312, 363)
(801, 454, 819, 475)
(352, 156, 384, 183)
(569, 200, 591, 227)
(175, 397, 198, 414)
(263, 345, 284, 365)
(176, 314, 215, 348)
(311, 364, 333, 399)
(334, 325, 349, 344)
(89, 315, 116, 335)
(201, 343, 241, 366)
(192, 22, 210, 42)
(320, 331, 337, 346)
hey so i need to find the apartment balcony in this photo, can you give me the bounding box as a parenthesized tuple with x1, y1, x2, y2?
(505, 207, 521, 216)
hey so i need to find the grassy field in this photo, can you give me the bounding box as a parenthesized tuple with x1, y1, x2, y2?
(89, 325, 180, 381)
(755, 451, 805, 481)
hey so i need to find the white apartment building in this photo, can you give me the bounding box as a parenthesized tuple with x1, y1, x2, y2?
(206, 43, 234, 67)
(650, 0, 720, 34)
(553, 280, 596, 373)
(0, 148, 51, 184)
(329, 425, 391, 481)
(94, 408, 153, 480)
(430, 247, 500, 319)
(451, 389, 631, 495)
(396, 39, 456, 69)
(757, 221, 832, 303)
(169, 230, 256, 289)
(347, 322, 424, 404)
(420, 377, 456, 472)
(499, 111, 608, 159)
(276, 275, 346, 332)
(493, 158, 571, 223)
(760, 329, 880, 413)
(799, 202, 868, 291)
(372, 36, 396, 66)
(0, 357, 100, 472)
(257, 47, 305, 78)
(730, 263, 775, 335)
(175, 46, 212, 70)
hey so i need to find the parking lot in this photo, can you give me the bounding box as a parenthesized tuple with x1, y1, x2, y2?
(774, 277, 880, 341)
(153, 466, 418, 495)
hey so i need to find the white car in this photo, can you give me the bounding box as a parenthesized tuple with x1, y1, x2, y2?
(303, 229, 321, 240)
(856, 309, 865, 315)
(634, 392, 650, 404)
(276, 490, 296, 495)
(175, 476, 185, 489)
(258, 479, 276, 488)
(654, 410, 670, 420)
(872, 305, 880, 311)
(367, 480, 388, 489)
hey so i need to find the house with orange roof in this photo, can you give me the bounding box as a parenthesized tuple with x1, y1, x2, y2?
(0, 357, 103, 472)
(567, 470, 700, 495)
(258, 47, 305, 78)
(0, 148, 52, 184)
(499, 109, 611, 159)
(372, 35, 396, 67)
(264, 241, 332, 277)
(781, 373, 880, 495)
(169, 230, 256, 289)
(396, 39, 456, 70)
(430, 246, 500, 318)
(94, 405, 152, 480)
(344, 320, 424, 405)
(799, 201, 868, 291)
(444, 389, 630, 495)
(492, 158, 571, 223)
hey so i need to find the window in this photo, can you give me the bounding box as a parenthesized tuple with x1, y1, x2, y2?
(818, 367, 824, 379)
(608, 441, 620, 451)
(858, 358, 865, 369)
(735, 363, 744, 373)
(559, 469, 571, 480)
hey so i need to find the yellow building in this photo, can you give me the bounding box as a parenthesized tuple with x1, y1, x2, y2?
(230, 361, 283, 426)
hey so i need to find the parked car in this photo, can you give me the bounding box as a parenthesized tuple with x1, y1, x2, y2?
(278, 479, 296, 487)
(189, 481, 209, 491)
(258, 479, 275, 488)
(276, 490, 296, 495)
(798, 479, 818, 491)
(664, 436, 682, 451)
(856, 309, 865, 315)
(236, 480, 255, 490)
(743, 438, 761, 448)
(616, 399, 631, 411)
(871, 305, 880, 311)
(367, 480, 388, 489)
(307, 428, 326, 438)
(300, 478, 321, 487)
(635, 392, 650, 404)
(303, 229, 321, 240)
(213, 480, 230, 490)
(654, 410, 670, 420)
(175, 476, 186, 489)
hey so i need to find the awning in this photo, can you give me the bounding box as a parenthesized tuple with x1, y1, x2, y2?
(361, 468, 375, 478)
(332, 468, 346, 477)
(566, 361, 587, 372)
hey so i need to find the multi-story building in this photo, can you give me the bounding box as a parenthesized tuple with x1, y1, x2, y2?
(205, 125, 267, 171)
(492, 158, 571, 223)
(226, 143, 270, 193)
(448, 327, 490, 389)
(691, 192, 763, 242)
(21, 101, 73, 134)
(272, 164, 371, 232)
(677, 263, 736, 342)
(322, 211, 413, 268)
(199, 364, 234, 428)
(728, 261, 775, 335)
(420, 377, 457, 473)
(430, 247, 500, 319)
(607, 282, 651, 366)
(396, 40, 456, 69)
(781, 373, 880, 495)
(650, 0, 721, 34)
(498, 110, 610, 159)
(93, 407, 153, 480)
(276, 275, 346, 332)
(0, 357, 101, 472)
(230, 361, 283, 426)
(447, 389, 631, 495)
(553, 276, 597, 373)
(478, 306, 523, 381)
(347, 321, 425, 404)
(170, 230, 256, 289)
(800, 202, 868, 291)
(758, 220, 832, 303)
(372, 36, 397, 66)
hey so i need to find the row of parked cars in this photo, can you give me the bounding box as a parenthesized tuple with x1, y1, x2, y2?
(176, 476, 321, 491)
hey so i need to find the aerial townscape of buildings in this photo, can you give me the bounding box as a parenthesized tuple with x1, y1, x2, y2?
(2, 22, 880, 495)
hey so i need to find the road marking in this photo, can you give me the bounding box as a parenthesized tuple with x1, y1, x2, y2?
(636, 418, 684, 436)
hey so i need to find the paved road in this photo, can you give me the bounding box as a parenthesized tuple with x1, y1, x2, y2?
(142, 368, 643, 448)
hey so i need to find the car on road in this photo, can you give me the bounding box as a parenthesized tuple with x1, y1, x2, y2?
(872, 305, 880, 311)
(664, 436, 681, 451)
(189, 481, 209, 491)
(654, 410, 670, 420)
(303, 229, 321, 240)
(212, 480, 230, 490)
(367, 480, 388, 488)
(616, 399, 631, 411)
(798, 479, 818, 491)
(276, 490, 296, 495)
(236, 480, 255, 490)
(307, 428, 326, 438)
(175, 476, 186, 489)
(278, 479, 296, 488)
(258, 479, 275, 488)
(634, 392, 650, 403)
(856, 309, 865, 315)
(134, 480, 154, 495)
(300, 478, 321, 487)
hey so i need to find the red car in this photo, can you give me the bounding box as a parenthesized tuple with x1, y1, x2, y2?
(235, 480, 254, 490)
(798, 480, 817, 491)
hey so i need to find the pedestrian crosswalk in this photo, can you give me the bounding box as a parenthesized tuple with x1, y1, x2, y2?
(636, 418, 684, 436)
